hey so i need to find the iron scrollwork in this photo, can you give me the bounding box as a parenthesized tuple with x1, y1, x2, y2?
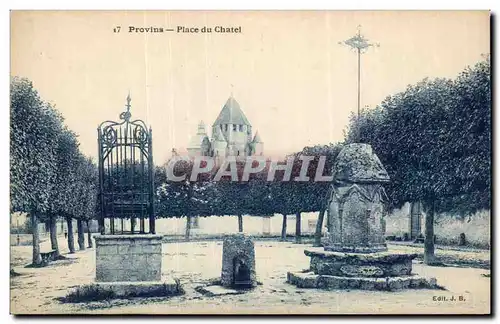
(97, 94, 155, 235)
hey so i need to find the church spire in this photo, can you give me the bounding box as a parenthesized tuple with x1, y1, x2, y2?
(197, 120, 207, 134)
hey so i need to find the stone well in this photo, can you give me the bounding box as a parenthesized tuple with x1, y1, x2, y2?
(87, 234, 183, 298)
(221, 234, 257, 288)
(94, 234, 163, 282)
(287, 143, 439, 291)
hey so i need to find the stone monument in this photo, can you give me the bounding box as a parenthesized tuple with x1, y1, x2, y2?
(221, 234, 257, 288)
(287, 143, 439, 291)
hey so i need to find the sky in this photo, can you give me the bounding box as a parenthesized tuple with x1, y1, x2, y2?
(10, 10, 490, 164)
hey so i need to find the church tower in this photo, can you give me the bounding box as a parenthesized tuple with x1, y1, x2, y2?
(186, 95, 263, 159)
(212, 95, 254, 157)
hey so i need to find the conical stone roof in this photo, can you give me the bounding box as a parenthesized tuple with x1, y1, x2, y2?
(333, 143, 390, 183)
(212, 96, 251, 127)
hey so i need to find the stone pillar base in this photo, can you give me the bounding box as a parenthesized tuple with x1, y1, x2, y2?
(305, 249, 415, 277)
(286, 247, 440, 291)
(286, 271, 438, 291)
(94, 234, 163, 282)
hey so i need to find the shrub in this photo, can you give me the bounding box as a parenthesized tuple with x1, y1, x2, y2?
(61, 284, 115, 303)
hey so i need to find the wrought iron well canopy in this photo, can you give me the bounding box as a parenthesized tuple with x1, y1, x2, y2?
(97, 94, 155, 235)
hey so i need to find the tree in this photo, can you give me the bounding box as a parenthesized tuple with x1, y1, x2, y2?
(72, 156, 98, 250)
(155, 158, 214, 240)
(10, 78, 60, 266)
(266, 158, 298, 241)
(212, 160, 250, 233)
(78, 157, 98, 248)
(46, 127, 80, 257)
(294, 144, 342, 246)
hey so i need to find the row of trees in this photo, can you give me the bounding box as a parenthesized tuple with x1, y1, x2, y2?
(154, 145, 341, 245)
(10, 77, 98, 266)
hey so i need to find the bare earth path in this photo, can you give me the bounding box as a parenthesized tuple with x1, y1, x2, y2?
(10, 240, 490, 315)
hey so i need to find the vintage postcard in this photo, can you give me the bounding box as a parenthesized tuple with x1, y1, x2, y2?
(9, 10, 491, 315)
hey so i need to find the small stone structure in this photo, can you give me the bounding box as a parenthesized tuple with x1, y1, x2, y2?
(221, 234, 256, 288)
(94, 234, 163, 282)
(85, 234, 183, 298)
(287, 143, 439, 291)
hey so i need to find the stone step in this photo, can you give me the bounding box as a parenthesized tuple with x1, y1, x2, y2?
(286, 271, 438, 291)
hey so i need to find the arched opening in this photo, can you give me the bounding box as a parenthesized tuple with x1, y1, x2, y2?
(232, 256, 251, 288)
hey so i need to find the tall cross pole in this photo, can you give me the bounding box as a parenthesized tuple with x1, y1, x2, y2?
(339, 25, 379, 141)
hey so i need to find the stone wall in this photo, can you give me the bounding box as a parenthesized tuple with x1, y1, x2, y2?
(95, 234, 163, 282)
(154, 212, 325, 236)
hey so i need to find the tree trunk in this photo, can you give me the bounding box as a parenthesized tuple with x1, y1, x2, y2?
(409, 201, 423, 240)
(314, 209, 326, 247)
(31, 210, 42, 266)
(66, 217, 75, 254)
(131, 217, 136, 234)
(424, 200, 435, 265)
(185, 215, 192, 241)
(86, 220, 93, 248)
(280, 214, 287, 241)
(49, 214, 60, 257)
(295, 212, 302, 243)
(77, 219, 85, 251)
(238, 214, 243, 233)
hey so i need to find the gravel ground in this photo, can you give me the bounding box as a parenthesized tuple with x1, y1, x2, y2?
(10, 239, 491, 315)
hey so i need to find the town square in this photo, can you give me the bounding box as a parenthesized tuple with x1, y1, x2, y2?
(9, 10, 491, 315)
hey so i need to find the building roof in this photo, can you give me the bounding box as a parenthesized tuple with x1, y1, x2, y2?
(252, 131, 263, 143)
(212, 96, 251, 127)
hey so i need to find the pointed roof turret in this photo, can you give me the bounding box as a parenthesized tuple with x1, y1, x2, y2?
(213, 126, 227, 142)
(197, 120, 207, 135)
(212, 96, 251, 127)
(252, 131, 263, 143)
(188, 121, 209, 149)
(333, 143, 390, 183)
